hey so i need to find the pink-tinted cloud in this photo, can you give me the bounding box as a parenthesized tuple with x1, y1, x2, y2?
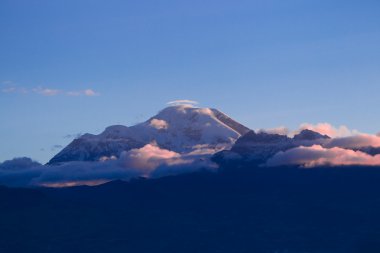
(119, 144, 187, 173)
(83, 89, 99, 96)
(66, 89, 99, 96)
(267, 145, 380, 167)
(0, 143, 218, 188)
(298, 123, 358, 138)
(39, 180, 109, 188)
(325, 134, 380, 149)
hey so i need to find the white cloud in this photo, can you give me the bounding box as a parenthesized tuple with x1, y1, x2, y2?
(119, 144, 185, 173)
(83, 89, 99, 96)
(149, 119, 168, 130)
(266, 145, 380, 168)
(188, 144, 230, 155)
(167, 100, 199, 107)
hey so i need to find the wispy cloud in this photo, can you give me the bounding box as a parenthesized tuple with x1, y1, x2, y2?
(167, 100, 198, 106)
(33, 87, 61, 96)
(66, 89, 99, 97)
(1, 85, 28, 94)
(1, 82, 100, 97)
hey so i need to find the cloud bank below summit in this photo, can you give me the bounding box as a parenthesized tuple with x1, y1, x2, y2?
(239, 123, 380, 168)
(0, 144, 217, 187)
(255, 123, 380, 168)
(267, 145, 380, 168)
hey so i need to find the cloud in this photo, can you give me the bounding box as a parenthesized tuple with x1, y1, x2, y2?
(67, 89, 99, 96)
(266, 145, 380, 168)
(258, 123, 362, 138)
(33, 87, 61, 96)
(0, 157, 41, 170)
(0, 158, 43, 187)
(34, 87, 99, 97)
(297, 123, 358, 138)
(325, 134, 380, 149)
(188, 144, 230, 155)
(257, 126, 289, 136)
(149, 119, 168, 130)
(1, 85, 28, 94)
(1, 83, 99, 97)
(0, 144, 217, 188)
(119, 144, 184, 173)
(84, 89, 99, 96)
(29, 161, 142, 187)
(167, 100, 199, 107)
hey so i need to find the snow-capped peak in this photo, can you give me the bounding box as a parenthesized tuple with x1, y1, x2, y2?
(48, 105, 250, 164)
(130, 105, 250, 152)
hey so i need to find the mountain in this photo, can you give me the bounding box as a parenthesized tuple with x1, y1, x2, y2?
(293, 129, 330, 141)
(48, 105, 250, 164)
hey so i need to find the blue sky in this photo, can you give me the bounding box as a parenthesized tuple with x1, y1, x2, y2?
(1, 0, 380, 163)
